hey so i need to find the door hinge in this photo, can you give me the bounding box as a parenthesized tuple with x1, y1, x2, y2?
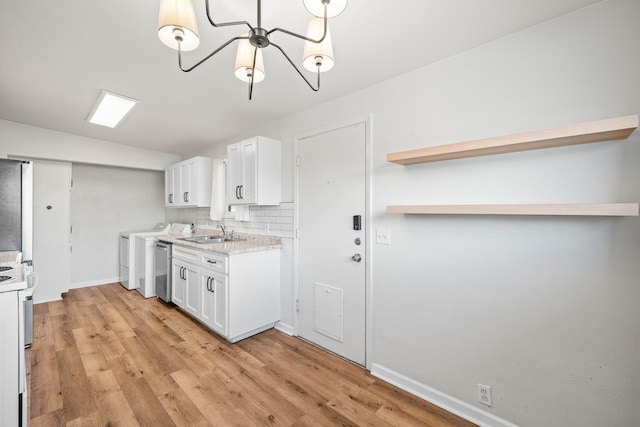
(296, 299, 300, 312)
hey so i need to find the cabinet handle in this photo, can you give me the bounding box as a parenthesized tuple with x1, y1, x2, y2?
(239, 185, 244, 199)
(183, 192, 189, 203)
(206, 260, 217, 264)
(206, 277, 211, 292)
(168, 193, 173, 204)
(235, 185, 240, 200)
(210, 277, 215, 293)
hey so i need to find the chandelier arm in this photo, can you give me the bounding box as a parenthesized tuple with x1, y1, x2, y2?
(178, 36, 249, 72)
(205, 0, 254, 31)
(266, 4, 328, 43)
(248, 44, 258, 100)
(270, 42, 320, 92)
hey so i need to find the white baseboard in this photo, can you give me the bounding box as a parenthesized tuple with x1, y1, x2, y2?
(69, 277, 120, 290)
(370, 363, 519, 427)
(275, 321, 294, 336)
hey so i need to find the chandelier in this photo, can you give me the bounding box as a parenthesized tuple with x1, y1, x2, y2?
(158, 0, 347, 100)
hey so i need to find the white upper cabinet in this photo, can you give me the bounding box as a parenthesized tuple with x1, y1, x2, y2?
(227, 136, 281, 206)
(165, 156, 213, 207)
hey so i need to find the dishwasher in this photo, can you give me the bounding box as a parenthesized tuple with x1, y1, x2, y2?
(154, 240, 172, 303)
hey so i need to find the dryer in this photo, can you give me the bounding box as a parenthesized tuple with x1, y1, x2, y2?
(119, 224, 169, 290)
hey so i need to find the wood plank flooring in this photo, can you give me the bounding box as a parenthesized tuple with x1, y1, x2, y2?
(28, 283, 476, 426)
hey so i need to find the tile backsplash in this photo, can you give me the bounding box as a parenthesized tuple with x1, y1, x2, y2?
(196, 202, 294, 239)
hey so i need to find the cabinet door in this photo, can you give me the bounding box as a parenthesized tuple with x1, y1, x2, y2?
(164, 168, 172, 206)
(201, 268, 228, 336)
(212, 273, 228, 336)
(227, 143, 244, 204)
(183, 264, 200, 317)
(200, 270, 214, 327)
(187, 160, 198, 205)
(171, 259, 186, 307)
(179, 160, 197, 205)
(240, 139, 257, 204)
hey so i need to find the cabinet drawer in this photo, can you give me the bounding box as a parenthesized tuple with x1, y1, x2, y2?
(199, 252, 228, 274)
(172, 246, 199, 264)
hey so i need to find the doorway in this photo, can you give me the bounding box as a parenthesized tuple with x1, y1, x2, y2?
(295, 117, 371, 366)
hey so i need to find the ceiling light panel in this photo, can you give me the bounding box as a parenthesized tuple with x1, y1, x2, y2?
(87, 90, 139, 128)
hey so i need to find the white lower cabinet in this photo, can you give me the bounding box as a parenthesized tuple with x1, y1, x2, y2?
(172, 245, 280, 342)
(183, 265, 200, 318)
(171, 258, 198, 311)
(200, 268, 228, 336)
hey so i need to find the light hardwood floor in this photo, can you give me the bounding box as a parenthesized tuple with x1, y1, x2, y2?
(28, 283, 477, 426)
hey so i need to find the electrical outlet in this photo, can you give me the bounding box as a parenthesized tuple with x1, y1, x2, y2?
(477, 383, 492, 407)
(376, 229, 391, 245)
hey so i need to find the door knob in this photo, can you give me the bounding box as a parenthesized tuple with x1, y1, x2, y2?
(351, 253, 362, 262)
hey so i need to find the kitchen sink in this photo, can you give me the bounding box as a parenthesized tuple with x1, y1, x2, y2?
(178, 236, 245, 244)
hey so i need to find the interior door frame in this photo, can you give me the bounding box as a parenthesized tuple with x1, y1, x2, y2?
(293, 115, 373, 370)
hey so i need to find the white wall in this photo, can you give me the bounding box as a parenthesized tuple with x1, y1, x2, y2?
(0, 119, 179, 170)
(191, 1, 640, 426)
(0, 117, 180, 299)
(70, 164, 166, 288)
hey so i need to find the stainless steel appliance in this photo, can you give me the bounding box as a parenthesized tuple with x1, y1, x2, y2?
(0, 159, 35, 349)
(154, 240, 172, 302)
(24, 262, 36, 347)
(0, 159, 33, 260)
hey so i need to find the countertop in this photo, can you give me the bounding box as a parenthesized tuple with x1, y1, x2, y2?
(159, 231, 282, 255)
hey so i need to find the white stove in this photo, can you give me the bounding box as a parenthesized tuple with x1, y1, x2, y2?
(0, 262, 27, 293)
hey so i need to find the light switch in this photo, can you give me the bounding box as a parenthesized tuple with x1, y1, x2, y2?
(376, 229, 391, 245)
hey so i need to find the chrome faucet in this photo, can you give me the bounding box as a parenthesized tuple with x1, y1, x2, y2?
(219, 223, 226, 239)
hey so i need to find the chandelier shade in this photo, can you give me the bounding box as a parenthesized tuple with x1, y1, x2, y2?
(234, 38, 265, 83)
(157, 0, 347, 99)
(303, 0, 348, 18)
(303, 17, 334, 73)
(158, 0, 200, 51)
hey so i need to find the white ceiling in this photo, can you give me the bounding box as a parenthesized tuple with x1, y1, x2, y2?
(0, 0, 602, 155)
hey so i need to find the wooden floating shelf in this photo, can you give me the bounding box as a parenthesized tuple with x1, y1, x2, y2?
(387, 115, 638, 165)
(386, 203, 640, 217)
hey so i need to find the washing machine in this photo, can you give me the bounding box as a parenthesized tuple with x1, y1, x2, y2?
(119, 224, 169, 290)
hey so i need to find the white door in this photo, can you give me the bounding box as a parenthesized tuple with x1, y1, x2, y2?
(33, 160, 71, 303)
(297, 121, 367, 365)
